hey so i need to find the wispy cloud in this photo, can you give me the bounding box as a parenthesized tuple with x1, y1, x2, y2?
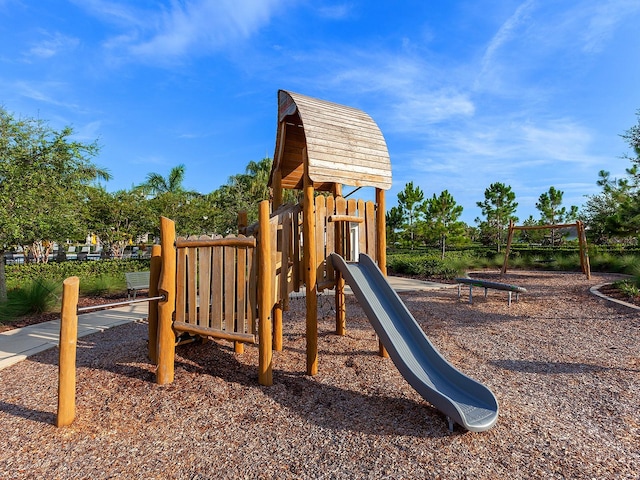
(77, 0, 288, 64)
(25, 31, 79, 59)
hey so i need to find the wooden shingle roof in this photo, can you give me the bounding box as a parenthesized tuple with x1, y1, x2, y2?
(269, 90, 392, 192)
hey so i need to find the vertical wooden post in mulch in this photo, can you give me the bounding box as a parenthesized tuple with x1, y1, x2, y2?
(57, 276, 79, 427)
(156, 216, 176, 385)
(148, 244, 162, 363)
(258, 200, 273, 386)
(303, 151, 318, 376)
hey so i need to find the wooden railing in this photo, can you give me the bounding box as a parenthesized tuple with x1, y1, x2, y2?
(173, 234, 258, 343)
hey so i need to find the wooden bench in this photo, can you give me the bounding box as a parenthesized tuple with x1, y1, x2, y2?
(455, 277, 526, 306)
(125, 271, 150, 299)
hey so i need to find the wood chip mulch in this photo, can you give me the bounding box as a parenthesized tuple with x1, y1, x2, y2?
(0, 272, 638, 479)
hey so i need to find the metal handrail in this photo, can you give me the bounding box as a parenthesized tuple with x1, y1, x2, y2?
(77, 295, 165, 313)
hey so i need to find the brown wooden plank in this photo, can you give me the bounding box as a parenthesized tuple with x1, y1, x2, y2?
(236, 237, 247, 334)
(358, 199, 366, 258)
(315, 195, 326, 285)
(347, 199, 357, 262)
(211, 235, 223, 330)
(173, 321, 256, 344)
(176, 237, 256, 248)
(247, 246, 257, 334)
(198, 235, 212, 329)
(325, 195, 335, 281)
(175, 238, 187, 323)
(280, 211, 291, 308)
(366, 201, 376, 261)
(224, 236, 236, 332)
(187, 236, 198, 325)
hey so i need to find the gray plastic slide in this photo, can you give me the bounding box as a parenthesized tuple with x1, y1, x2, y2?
(330, 253, 498, 432)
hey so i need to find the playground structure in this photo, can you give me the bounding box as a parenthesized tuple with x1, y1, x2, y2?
(59, 90, 498, 431)
(501, 219, 591, 279)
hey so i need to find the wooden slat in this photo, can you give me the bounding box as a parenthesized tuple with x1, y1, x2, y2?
(198, 235, 212, 329)
(325, 195, 335, 281)
(247, 247, 257, 334)
(366, 201, 376, 261)
(335, 196, 347, 258)
(280, 210, 292, 309)
(236, 237, 247, 334)
(175, 237, 256, 248)
(292, 208, 302, 291)
(271, 219, 279, 303)
(315, 195, 326, 286)
(211, 235, 223, 330)
(187, 236, 198, 325)
(328, 215, 364, 223)
(173, 321, 256, 344)
(358, 199, 366, 258)
(224, 238, 236, 333)
(175, 239, 187, 323)
(347, 199, 357, 262)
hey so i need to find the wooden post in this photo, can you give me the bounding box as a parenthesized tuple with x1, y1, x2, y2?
(258, 200, 273, 386)
(57, 276, 79, 427)
(148, 244, 162, 363)
(501, 220, 515, 275)
(303, 152, 318, 376)
(376, 188, 389, 358)
(334, 196, 347, 336)
(156, 216, 176, 385)
(578, 221, 591, 279)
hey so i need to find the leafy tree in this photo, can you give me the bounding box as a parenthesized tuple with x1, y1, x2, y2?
(422, 190, 465, 259)
(518, 215, 545, 244)
(475, 182, 518, 252)
(85, 187, 154, 258)
(535, 186, 578, 244)
(0, 107, 109, 300)
(396, 181, 425, 249)
(385, 206, 404, 247)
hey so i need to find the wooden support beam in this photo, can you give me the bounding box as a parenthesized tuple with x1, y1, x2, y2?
(303, 151, 318, 375)
(258, 200, 273, 386)
(156, 216, 177, 385)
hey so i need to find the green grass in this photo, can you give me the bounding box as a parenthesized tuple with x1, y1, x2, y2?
(0, 279, 61, 322)
(79, 274, 126, 296)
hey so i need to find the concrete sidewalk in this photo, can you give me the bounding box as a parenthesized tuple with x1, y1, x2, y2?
(0, 303, 148, 370)
(0, 276, 448, 371)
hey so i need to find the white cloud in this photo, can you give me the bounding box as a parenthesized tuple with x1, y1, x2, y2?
(79, 0, 288, 63)
(25, 31, 79, 59)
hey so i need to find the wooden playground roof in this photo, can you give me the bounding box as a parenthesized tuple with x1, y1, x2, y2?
(269, 90, 392, 192)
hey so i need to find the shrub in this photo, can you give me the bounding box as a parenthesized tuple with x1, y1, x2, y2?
(0, 279, 60, 321)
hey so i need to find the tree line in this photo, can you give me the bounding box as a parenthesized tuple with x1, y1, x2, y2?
(388, 110, 640, 255)
(2, 105, 639, 297)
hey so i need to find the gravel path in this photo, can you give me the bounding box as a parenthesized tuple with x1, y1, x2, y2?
(1, 271, 638, 479)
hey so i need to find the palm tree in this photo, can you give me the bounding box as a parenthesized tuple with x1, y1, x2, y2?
(138, 164, 196, 197)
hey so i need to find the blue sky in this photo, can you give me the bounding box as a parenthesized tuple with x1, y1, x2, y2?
(2, 0, 640, 224)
